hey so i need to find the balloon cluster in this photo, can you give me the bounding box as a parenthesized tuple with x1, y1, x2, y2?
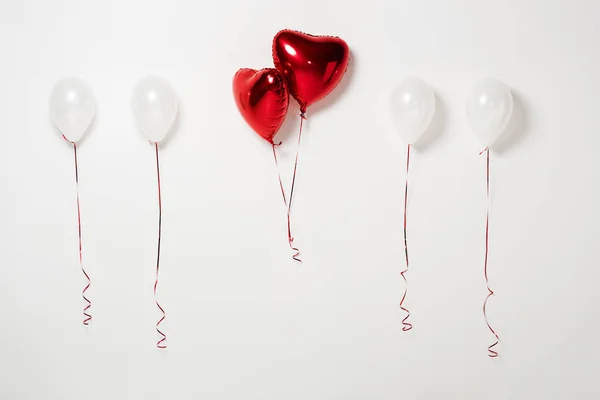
(388, 77, 513, 358)
(233, 30, 350, 262)
(49, 75, 179, 349)
(389, 77, 513, 148)
(48, 47, 514, 357)
(233, 29, 349, 143)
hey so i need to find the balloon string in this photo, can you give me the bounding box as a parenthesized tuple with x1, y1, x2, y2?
(71, 142, 91, 326)
(289, 113, 304, 212)
(481, 147, 499, 358)
(272, 143, 301, 263)
(399, 144, 412, 331)
(153, 142, 167, 349)
(271, 112, 305, 263)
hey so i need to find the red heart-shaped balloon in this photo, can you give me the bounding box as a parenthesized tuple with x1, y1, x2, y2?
(273, 30, 349, 113)
(233, 68, 289, 144)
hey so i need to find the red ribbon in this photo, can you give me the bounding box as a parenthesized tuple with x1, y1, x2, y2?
(399, 144, 412, 331)
(66, 138, 92, 325)
(481, 147, 499, 358)
(153, 142, 167, 349)
(271, 112, 305, 263)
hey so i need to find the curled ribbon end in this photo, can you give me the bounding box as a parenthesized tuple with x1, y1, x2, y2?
(155, 301, 167, 349)
(399, 270, 412, 332)
(400, 307, 412, 332)
(488, 342, 499, 358)
(289, 238, 302, 263)
(156, 330, 167, 349)
(81, 271, 91, 326)
(82, 294, 91, 326)
(155, 312, 167, 349)
(483, 291, 499, 358)
(155, 306, 167, 349)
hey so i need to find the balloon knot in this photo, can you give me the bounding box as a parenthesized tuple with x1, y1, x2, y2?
(300, 112, 306, 119)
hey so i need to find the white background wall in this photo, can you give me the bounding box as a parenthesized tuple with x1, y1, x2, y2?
(1, 0, 599, 399)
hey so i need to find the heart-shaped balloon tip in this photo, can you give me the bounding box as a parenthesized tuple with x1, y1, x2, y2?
(233, 68, 290, 144)
(273, 29, 349, 112)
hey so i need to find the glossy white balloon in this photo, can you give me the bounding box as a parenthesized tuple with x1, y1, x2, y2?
(49, 77, 96, 143)
(466, 78, 513, 148)
(131, 76, 178, 143)
(390, 77, 435, 144)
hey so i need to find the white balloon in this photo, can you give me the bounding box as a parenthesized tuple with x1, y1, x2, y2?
(466, 78, 513, 148)
(131, 76, 178, 143)
(390, 77, 435, 144)
(49, 77, 96, 143)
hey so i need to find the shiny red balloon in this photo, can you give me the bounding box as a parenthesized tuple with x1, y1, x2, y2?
(273, 30, 349, 113)
(233, 68, 289, 144)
